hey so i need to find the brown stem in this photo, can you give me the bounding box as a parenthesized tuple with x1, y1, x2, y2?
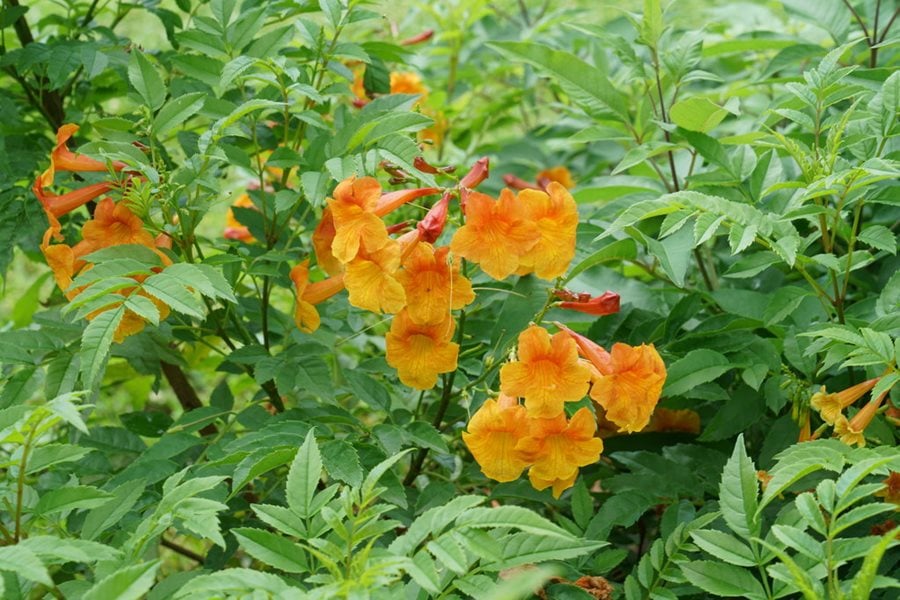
(161, 361, 218, 435)
(842, 0, 872, 42)
(5, 0, 65, 129)
(161, 536, 205, 564)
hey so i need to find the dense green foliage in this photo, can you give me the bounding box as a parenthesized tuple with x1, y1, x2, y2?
(0, 0, 898, 598)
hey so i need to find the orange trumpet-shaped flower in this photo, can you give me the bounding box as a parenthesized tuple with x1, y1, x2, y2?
(344, 239, 407, 314)
(517, 408, 604, 498)
(396, 243, 474, 326)
(73, 198, 158, 256)
(462, 394, 531, 482)
(516, 183, 579, 280)
(537, 166, 575, 190)
(329, 177, 391, 264)
(385, 310, 458, 390)
(290, 261, 321, 333)
(556, 322, 666, 433)
(224, 194, 256, 242)
(312, 207, 343, 276)
(833, 390, 889, 448)
(500, 325, 591, 418)
(40, 123, 126, 187)
(589, 342, 666, 434)
(34, 180, 114, 220)
(42, 242, 79, 294)
(390, 71, 428, 101)
(810, 378, 880, 425)
(449, 189, 540, 280)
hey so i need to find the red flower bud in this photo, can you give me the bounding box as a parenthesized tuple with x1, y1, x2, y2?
(503, 174, 539, 191)
(400, 29, 435, 46)
(460, 157, 489, 189)
(558, 291, 620, 316)
(417, 191, 451, 243)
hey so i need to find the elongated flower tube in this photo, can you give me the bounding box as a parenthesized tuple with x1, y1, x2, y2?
(833, 390, 889, 447)
(810, 378, 880, 425)
(40, 123, 126, 187)
(556, 291, 621, 316)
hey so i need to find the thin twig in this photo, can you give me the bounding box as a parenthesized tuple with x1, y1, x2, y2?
(161, 536, 205, 564)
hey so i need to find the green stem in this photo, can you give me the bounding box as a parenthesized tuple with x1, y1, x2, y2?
(14, 423, 39, 541)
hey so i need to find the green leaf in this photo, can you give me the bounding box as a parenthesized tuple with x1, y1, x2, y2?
(486, 534, 605, 570)
(232, 527, 307, 573)
(34, 486, 112, 515)
(570, 479, 593, 530)
(850, 525, 900, 600)
(719, 435, 759, 539)
(0, 545, 52, 586)
(407, 421, 448, 453)
(565, 238, 638, 282)
(456, 506, 572, 538)
(488, 41, 629, 121)
(152, 92, 206, 137)
(286, 429, 322, 518)
(80, 304, 126, 389)
(690, 529, 756, 567)
(664, 349, 731, 397)
(128, 51, 166, 111)
(82, 481, 146, 540)
(361, 448, 413, 501)
(83, 561, 160, 600)
(172, 568, 293, 598)
(679, 561, 765, 599)
(231, 447, 297, 497)
(321, 440, 363, 487)
(142, 272, 206, 318)
(389, 495, 486, 555)
(427, 535, 468, 574)
(759, 441, 846, 512)
(763, 286, 811, 326)
(20, 536, 120, 565)
(670, 97, 728, 132)
(858, 225, 896, 255)
(641, 0, 663, 47)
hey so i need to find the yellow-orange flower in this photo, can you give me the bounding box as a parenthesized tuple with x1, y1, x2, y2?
(290, 261, 321, 333)
(810, 378, 880, 425)
(516, 183, 579, 280)
(344, 239, 406, 314)
(312, 207, 344, 276)
(643, 408, 701, 434)
(517, 408, 603, 498)
(328, 177, 391, 264)
(500, 325, 591, 418)
(73, 198, 157, 256)
(588, 342, 666, 433)
(390, 71, 428, 102)
(462, 394, 530, 482)
(537, 166, 574, 190)
(833, 390, 888, 448)
(224, 194, 256, 242)
(449, 189, 540, 280)
(396, 243, 474, 325)
(385, 310, 458, 390)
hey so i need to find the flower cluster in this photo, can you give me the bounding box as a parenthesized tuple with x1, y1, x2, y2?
(463, 323, 666, 497)
(294, 171, 476, 389)
(34, 125, 172, 342)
